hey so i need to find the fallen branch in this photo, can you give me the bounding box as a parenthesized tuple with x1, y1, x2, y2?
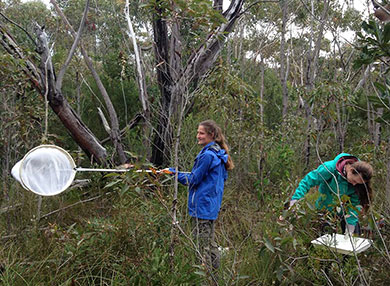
(0, 203, 22, 214)
(40, 194, 103, 220)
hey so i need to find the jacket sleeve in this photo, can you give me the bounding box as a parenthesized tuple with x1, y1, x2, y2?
(292, 160, 336, 200)
(169, 153, 213, 187)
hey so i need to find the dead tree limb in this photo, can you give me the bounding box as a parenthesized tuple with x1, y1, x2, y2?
(50, 0, 127, 164)
(0, 23, 107, 163)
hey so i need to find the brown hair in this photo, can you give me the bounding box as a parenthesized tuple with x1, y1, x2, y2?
(199, 120, 234, 171)
(351, 161, 374, 213)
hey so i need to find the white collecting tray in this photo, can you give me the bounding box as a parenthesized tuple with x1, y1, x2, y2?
(311, 233, 372, 256)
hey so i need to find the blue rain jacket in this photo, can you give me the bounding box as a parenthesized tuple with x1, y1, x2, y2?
(170, 141, 228, 220)
(291, 153, 361, 226)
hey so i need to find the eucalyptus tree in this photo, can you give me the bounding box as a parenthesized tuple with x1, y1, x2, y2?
(0, 0, 65, 160)
(149, 0, 245, 166)
(1, 0, 157, 165)
(280, 0, 289, 119)
(298, 0, 331, 166)
(308, 4, 363, 153)
(225, 1, 283, 183)
(233, 0, 281, 124)
(276, 0, 364, 165)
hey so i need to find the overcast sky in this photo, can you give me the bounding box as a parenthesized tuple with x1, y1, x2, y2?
(23, 0, 372, 42)
(25, 0, 371, 13)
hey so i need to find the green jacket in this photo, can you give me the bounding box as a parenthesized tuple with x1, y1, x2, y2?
(292, 153, 361, 226)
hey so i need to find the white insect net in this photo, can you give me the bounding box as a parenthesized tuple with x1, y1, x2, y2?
(11, 145, 76, 196)
(11, 145, 179, 196)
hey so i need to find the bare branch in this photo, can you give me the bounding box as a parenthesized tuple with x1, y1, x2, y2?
(50, 0, 127, 163)
(239, 0, 279, 17)
(0, 23, 42, 90)
(0, 12, 37, 46)
(0, 204, 22, 214)
(97, 107, 112, 134)
(56, 0, 90, 91)
(101, 113, 144, 145)
(125, 0, 150, 119)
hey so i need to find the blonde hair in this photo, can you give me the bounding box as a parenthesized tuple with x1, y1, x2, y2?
(199, 120, 234, 171)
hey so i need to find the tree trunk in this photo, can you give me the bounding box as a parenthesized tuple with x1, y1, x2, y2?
(305, 0, 329, 89)
(303, 0, 330, 167)
(280, 0, 289, 120)
(258, 56, 265, 201)
(259, 57, 265, 126)
(169, 93, 187, 265)
(150, 0, 244, 166)
(374, 108, 383, 147)
(310, 0, 329, 84)
(334, 101, 347, 153)
(151, 2, 173, 166)
(386, 137, 390, 206)
(305, 0, 315, 90)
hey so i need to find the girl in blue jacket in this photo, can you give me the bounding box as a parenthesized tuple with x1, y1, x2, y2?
(288, 153, 373, 234)
(168, 120, 234, 275)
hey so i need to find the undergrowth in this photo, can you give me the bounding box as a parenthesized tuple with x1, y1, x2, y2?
(0, 155, 389, 285)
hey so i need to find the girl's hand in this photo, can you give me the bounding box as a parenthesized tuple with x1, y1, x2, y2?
(345, 224, 355, 235)
(278, 200, 298, 222)
(160, 168, 173, 174)
(289, 199, 297, 208)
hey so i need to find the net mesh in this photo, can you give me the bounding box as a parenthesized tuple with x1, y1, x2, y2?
(14, 145, 76, 196)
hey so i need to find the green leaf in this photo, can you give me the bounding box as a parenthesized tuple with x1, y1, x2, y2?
(275, 265, 285, 282)
(104, 179, 122, 189)
(367, 95, 387, 108)
(293, 238, 298, 250)
(280, 236, 292, 246)
(236, 275, 250, 280)
(263, 237, 275, 253)
(120, 184, 130, 195)
(306, 202, 315, 210)
(373, 82, 387, 93)
(375, 111, 390, 123)
(361, 21, 370, 33)
(104, 173, 120, 178)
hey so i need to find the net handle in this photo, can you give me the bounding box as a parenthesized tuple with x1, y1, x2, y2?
(75, 168, 190, 174)
(75, 167, 179, 173)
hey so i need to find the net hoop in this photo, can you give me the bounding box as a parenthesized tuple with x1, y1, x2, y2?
(17, 145, 77, 196)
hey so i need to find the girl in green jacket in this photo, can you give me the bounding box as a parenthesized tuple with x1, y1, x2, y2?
(289, 153, 373, 234)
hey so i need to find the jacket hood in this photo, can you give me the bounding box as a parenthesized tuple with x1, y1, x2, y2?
(203, 142, 228, 167)
(335, 154, 359, 177)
